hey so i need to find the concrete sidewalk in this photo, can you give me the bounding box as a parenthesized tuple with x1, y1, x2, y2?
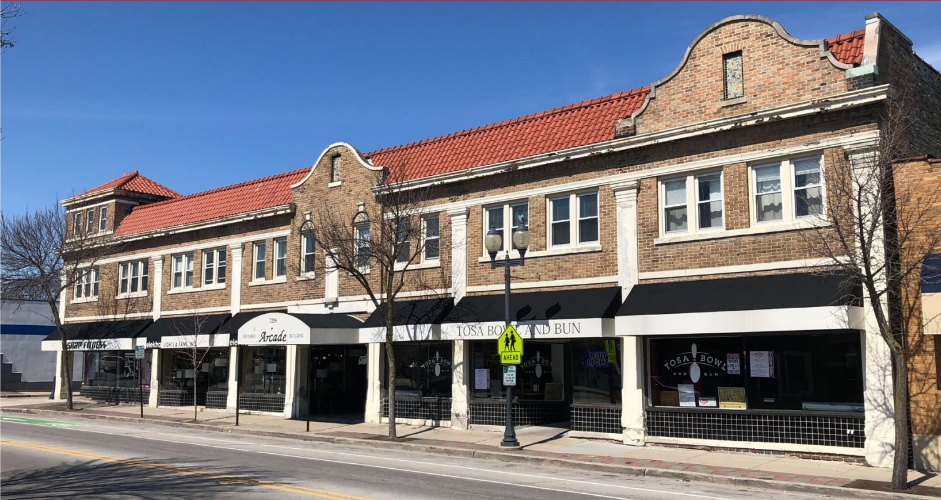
(3, 397, 939, 498)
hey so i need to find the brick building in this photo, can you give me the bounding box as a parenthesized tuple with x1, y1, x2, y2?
(45, 14, 941, 470)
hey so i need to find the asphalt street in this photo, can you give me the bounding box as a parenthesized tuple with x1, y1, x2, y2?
(1, 414, 842, 500)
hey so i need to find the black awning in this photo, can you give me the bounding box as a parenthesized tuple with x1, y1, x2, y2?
(139, 314, 230, 343)
(443, 286, 622, 323)
(362, 298, 454, 328)
(43, 320, 152, 342)
(292, 314, 364, 329)
(225, 310, 287, 335)
(617, 272, 861, 316)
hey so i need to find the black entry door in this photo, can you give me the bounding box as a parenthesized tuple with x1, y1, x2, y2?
(309, 345, 367, 415)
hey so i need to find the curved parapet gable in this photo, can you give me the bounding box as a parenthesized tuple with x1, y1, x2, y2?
(290, 142, 384, 190)
(629, 15, 856, 136)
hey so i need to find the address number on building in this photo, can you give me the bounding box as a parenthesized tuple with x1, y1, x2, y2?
(502, 365, 516, 386)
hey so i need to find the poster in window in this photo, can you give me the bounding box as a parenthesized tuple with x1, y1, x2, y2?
(474, 369, 490, 390)
(718, 387, 747, 409)
(659, 391, 679, 406)
(698, 395, 717, 407)
(678, 384, 696, 407)
(726, 353, 741, 375)
(545, 383, 564, 401)
(749, 351, 774, 378)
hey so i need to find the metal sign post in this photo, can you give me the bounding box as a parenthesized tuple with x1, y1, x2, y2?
(135, 346, 145, 418)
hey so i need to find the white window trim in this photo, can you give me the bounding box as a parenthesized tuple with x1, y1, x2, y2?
(547, 190, 598, 249)
(658, 170, 725, 239)
(117, 260, 149, 298)
(202, 248, 227, 286)
(482, 200, 528, 257)
(748, 154, 827, 227)
(252, 241, 267, 282)
(99, 206, 108, 232)
(300, 233, 316, 277)
(421, 215, 440, 264)
(274, 237, 288, 278)
(73, 268, 99, 302)
(171, 253, 195, 290)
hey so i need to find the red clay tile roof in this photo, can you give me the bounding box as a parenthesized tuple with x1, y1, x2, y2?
(113, 168, 308, 236)
(80, 170, 180, 199)
(364, 87, 651, 182)
(828, 30, 866, 66)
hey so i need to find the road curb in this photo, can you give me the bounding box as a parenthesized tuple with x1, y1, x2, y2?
(0, 407, 923, 500)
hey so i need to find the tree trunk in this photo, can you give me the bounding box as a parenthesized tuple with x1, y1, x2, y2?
(385, 317, 396, 440)
(891, 346, 910, 490)
(194, 357, 199, 422)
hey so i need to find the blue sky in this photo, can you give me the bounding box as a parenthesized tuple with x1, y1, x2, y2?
(2, 2, 940, 213)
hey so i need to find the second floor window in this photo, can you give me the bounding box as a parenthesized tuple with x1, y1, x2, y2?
(86, 209, 95, 233)
(172, 253, 194, 289)
(275, 238, 288, 278)
(99, 206, 108, 231)
(119, 260, 149, 295)
(253, 241, 266, 281)
(355, 224, 370, 269)
(301, 229, 316, 274)
(203, 248, 226, 286)
(423, 215, 439, 261)
(74, 213, 82, 237)
(724, 51, 744, 100)
(485, 202, 528, 254)
(751, 156, 826, 225)
(396, 219, 411, 264)
(74, 267, 99, 299)
(661, 171, 724, 235)
(549, 192, 598, 247)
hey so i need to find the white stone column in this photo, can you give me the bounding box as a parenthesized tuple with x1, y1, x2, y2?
(612, 181, 640, 298)
(450, 340, 469, 429)
(148, 349, 160, 407)
(152, 258, 164, 320)
(226, 346, 239, 412)
(229, 244, 243, 315)
(364, 343, 383, 423)
(53, 350, 74, 400)
(447, 208, 469, 302)
(620, 335, 646, 445)
(283, 345, 297, 418)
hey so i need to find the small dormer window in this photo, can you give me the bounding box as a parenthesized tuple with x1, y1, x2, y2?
(723, 51, 744, 100)
(331, 156, 341, 183)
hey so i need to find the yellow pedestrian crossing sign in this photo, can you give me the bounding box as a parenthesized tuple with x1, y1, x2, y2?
(498, 325, 523, 364)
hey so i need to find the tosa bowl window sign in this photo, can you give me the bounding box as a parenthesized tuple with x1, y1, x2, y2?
(238, 313, 311, 346)
(442, 318, 604, 340)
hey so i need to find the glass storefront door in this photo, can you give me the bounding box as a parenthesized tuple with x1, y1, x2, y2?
(304, 345, 368, 418)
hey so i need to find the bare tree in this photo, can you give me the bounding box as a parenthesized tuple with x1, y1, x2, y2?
(1, 2, 22, 51)
(166, 314, 226, 422)
(311, 167, 446, 439)
(802, 92, 941, 489)
(1, 203, 120, 410)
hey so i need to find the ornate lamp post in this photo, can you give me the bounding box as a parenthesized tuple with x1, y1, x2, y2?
(485, 215, 531, 448)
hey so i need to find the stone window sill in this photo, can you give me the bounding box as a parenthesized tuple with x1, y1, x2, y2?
(721, 96, 747, 107)
(116, 291, 148, 300)
(476, 244, 602, 263)
(167, 284, 226, 295)
(248, 277, 287, 287)
(71, 297, 98, 304)
(655, 218, 830, 245)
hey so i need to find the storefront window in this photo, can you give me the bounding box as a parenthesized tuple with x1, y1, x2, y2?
(647, 333, 863, 412)
(386, 343, 452, 398)
(571, 339, 622, 405)
(241, 346, 287, 394)
(161, 349, 229, 393)
(471, 341, 564, 401)
(83, 351, 140, 388)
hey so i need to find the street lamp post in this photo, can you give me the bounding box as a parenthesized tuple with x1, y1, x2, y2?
(485, 215, 531, 449)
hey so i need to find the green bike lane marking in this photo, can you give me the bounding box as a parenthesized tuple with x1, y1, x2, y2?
(0, 415, 87, 428)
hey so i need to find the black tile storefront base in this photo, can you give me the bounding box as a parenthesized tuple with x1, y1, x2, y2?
(382, 398, 451, 422)
(157, 389, 206, 407)
(238, 393, 285, 413)
(571, 404, 622, 434)
(79, 386, 149, 404)
(646, 409, 866, 448)
(469, 401, 568, 427)
(205, 391, 227, 409)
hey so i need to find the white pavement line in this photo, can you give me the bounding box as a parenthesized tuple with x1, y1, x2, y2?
(14, 424, 741, 500)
